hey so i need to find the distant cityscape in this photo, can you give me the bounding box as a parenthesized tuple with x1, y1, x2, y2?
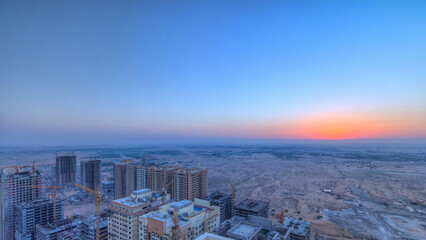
(0, 154, 311, 240)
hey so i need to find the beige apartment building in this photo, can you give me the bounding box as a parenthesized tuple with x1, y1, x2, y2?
(139, 198, 220, 240)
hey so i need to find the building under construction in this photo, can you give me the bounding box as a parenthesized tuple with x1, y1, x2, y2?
(0, 169, 42, 240)
(55, 155, 77, 186)
(204, 191, 234, 223)
(80, 159, 101, 191)
(234, 199, 270, 219)
(36, 218, 79, 240)
(15, 198, 64, 240)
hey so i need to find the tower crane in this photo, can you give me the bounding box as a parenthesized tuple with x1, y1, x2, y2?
(270, 207, 288, 225)
(171, 208, 186, 240)
(24, 185, 64, 220)
(160, 180, 173, 205)
(228, 180, 236, 210)
(74, 183, 101, 240)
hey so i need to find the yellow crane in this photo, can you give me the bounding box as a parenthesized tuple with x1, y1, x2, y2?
(228, 180, 236, 209)
(172, 208, 186, 240)
(270, 207, 288, 225)
(74, 183, 101, 240)
(23, 185, 64, 220)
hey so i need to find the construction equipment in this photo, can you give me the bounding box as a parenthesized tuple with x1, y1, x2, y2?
(160, 180, 173, 204)
(74, 183, 101, 240)
(137, 155, 146, 165)
(228, 180, 236, 209)
(270, 208, 288, 225)
(171, 208, 186, 240)
(23, 185, 64, 220)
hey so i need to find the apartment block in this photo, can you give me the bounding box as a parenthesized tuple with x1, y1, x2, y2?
(113, 160, 136, 199)
(234, 199, 270, 219)
(173, 167, 209, 201)
(107, 189, 168, 240)
(80, 159, 101, 191)
(0, 169, 42, 240)
(15, 199, 64, 240)
(55, 155, 77, 185)
(139, 198, 220, 240)
(204, 191, 233, 223)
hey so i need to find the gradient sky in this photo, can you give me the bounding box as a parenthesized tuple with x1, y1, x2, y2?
(1, 1, 425, 145)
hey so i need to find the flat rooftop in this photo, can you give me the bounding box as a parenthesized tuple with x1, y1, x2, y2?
(229, 223, 261, 239)
(113, 196, 149, 207)
(235, 199, 269, 212)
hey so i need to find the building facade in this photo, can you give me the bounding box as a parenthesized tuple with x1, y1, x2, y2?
(107, 189, 168, 240)
(55, 155, 77, 185)
(15, 199, 64, 240)
(113, 160, 136, 199)
(234, 199, 270, 219)
(0, 169, 42, 240)
(173, 168, 209, 201)
(204, 192, 233, 223)
(35, 218, 78, 240)
(139, 198, 220, 240)
(80, 159, 101, 191)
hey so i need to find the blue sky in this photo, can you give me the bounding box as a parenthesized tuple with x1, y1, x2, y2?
(1, 1, 425, 145)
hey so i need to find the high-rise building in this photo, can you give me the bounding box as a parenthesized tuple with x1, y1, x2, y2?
(107, 189, 168, 240)
(15, 199, 64, 240)
(204, 191, 233, 223)
(36, 218, 79, 240)
(147, 166, 176, 193)
(0, 169, 42, 240)
(139, 198, 220, 240)
(80, 159, 101, 190)
(173, 167, 209, 201)
(135, 165, 149, 190)
(55, 155, 77, 185)
(113, 160, 135, 199)
(234, 199, 270, 219)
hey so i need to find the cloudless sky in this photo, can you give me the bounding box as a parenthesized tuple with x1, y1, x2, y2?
(1, 0, 425, 145)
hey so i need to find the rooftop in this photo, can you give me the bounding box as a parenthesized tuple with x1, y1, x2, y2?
(235, 199, 270, 212)
(228, 222, 261, 239)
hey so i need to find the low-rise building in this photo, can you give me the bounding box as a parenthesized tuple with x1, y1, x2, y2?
(107, 188, 169, 240)
(35, 218, 79, 240)
(234, 199, 270, 219)
(139, 198, 220, 240)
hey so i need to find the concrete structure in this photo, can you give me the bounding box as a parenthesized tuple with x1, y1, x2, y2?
(270, 218, 311, 240)
(234, 199, 270, 219)
(55, 155, 77, 185)
(196, 233, 233, 240)
(79, 216, 108, 240)
(80, 159, 101, 191)
(107, 188, 169, 240)
(139, 198, 220, 240)
(113, 160, 136, 199)
(204, 191, 233, 223)
(35, 218, 79, 240)
(173, 167, 209, 201)
(15, 199, 64, 240)
(0, 169, 42, 240)
(213, 215, 311, 240)
(135, 165, 149, 190)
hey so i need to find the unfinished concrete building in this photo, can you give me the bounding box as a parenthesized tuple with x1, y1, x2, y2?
(80, 159, 101, 191)
(107, 189, 169, 240)
(234, 199, 270, 219)
(0, 168, 42, 240)
(15, 199, 64, 240)
(204, 191, 233, 223)
(35, 218, 79, 240)
(270, 218, 311, 240)
(55, 155, 77, 186)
